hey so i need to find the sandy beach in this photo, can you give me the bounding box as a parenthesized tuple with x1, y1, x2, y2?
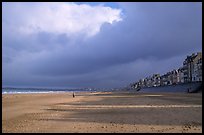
(2, 91, 202, 133)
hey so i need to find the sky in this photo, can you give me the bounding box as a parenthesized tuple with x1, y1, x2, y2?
(2, 2, 202, 89)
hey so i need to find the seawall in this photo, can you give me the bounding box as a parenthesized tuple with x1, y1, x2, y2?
(137, 82, 202, 93)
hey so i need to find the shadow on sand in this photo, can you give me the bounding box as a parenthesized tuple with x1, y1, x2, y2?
(42, 92, 202, 127)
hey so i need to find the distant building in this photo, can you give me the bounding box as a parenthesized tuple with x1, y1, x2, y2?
(130, 52, 202, 89)
(182, 59, 188, 83)
(183, 52, 202, 82)
(160, 74, 168, 86)
(146, 76, 153, 87)
(192, 52, 202, 82)
(130, 82, 138, 89)
(152, 74, 160, 87)
(196, 57, 202, 81)
(166, 71, 172, 85)
(183, 55, 193, 83)
(134, 82, 139, 89)
(172, 69, 179, 84)
(138, 79, 145, 88)
(178, 67, 185, 83)
(143, 78, 148, 87)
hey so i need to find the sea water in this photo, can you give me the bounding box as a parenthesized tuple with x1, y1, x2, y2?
(2, 88, 88, 94)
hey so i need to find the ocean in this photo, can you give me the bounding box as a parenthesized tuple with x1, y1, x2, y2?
(2, 88, 96, 94)
(2, 82, 202, 94)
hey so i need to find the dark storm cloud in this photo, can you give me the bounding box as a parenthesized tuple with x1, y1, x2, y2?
(2, 2, 202, 88)
(30, 2, 202, 76)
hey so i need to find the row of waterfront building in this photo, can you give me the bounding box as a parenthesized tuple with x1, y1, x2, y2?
(130, 52, 202, 89)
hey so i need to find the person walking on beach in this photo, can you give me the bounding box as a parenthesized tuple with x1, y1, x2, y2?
(73, 92, 75, 98)
(187, 87, 191, 93)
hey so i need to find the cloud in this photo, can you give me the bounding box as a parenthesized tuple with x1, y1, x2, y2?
(2, 2, 202, 88)
(2, 2, 122, 37)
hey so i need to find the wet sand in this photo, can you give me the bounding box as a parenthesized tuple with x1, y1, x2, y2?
(2, 91, 202, 133)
